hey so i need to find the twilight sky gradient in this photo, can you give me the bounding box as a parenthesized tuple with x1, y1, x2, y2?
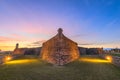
(0, 0, 120, 50)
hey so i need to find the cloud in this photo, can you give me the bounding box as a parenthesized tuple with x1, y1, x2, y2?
(20, 23, 56, 35)
(10, 34, 27, 39)
(78, 43, 94, 45)
(68, 33, 98, 38)
(0, 33, 29, 42)
(69, 34, 87, 38)
(0, 36, 15, 42)
(0, 45, 15, 51)
(21, 25, 42, 34)
(26, 40, 46, 47)
(32, 40, 46, 45)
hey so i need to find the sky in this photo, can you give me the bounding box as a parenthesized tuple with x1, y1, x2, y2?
(0, 0, 120, 51)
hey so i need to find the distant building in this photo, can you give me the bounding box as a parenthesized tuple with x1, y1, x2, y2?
(111, 48, 120, 53)
(13, 43, 41, 56)
(78, 47, 87, 55)
(78, 47, 104, 55)
(40, 28, 80, 65)
(86, 48, 103, 55)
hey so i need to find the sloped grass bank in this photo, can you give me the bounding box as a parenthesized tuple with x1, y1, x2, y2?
(0, 55, 120, 80)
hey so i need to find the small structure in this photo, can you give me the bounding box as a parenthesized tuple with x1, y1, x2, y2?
(111, 48, 120, 53)
(78, 47, 87, 55)
(78, 47, 104, 55)
(86, 48, 104, 55)
(13, 43, 28, 55)
(40, 28, 80, 65)
(13, 43, 41, 56)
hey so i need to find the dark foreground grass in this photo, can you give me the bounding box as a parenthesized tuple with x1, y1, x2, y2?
(0, 55, 120, 80)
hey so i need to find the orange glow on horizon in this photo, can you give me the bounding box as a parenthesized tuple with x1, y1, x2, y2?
(0, 41, 35, 51)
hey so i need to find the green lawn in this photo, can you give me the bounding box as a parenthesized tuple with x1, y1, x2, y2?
(0, 55, 120, 80)
(110, 53, 120, 57)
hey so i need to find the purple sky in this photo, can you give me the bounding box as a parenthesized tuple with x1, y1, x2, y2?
(0, 0, 120, 50)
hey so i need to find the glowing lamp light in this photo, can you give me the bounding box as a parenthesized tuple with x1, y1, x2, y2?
(106, 56, 110, 60)
(105, 56, 112, 62)
(5, 56, 12, 61)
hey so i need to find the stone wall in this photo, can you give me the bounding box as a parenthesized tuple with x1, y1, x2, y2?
(78, 47, 104, 55)
(41, 28, 80, 65)
(13, 47, 41, 56)
(99, 54, 120, 67)
(41, 36, 80, 65)
(112, 56, 120, 66)
(78, 47, 87, 55)
(0, 56, 4, 64)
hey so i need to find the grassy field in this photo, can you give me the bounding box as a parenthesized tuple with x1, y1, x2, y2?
(0, 55, 120, 80)
(110, 53, 120, 57)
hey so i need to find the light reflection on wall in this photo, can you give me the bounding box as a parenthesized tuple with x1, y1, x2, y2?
(79, 58, 110, 63)
(5, 59, 38, 64)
